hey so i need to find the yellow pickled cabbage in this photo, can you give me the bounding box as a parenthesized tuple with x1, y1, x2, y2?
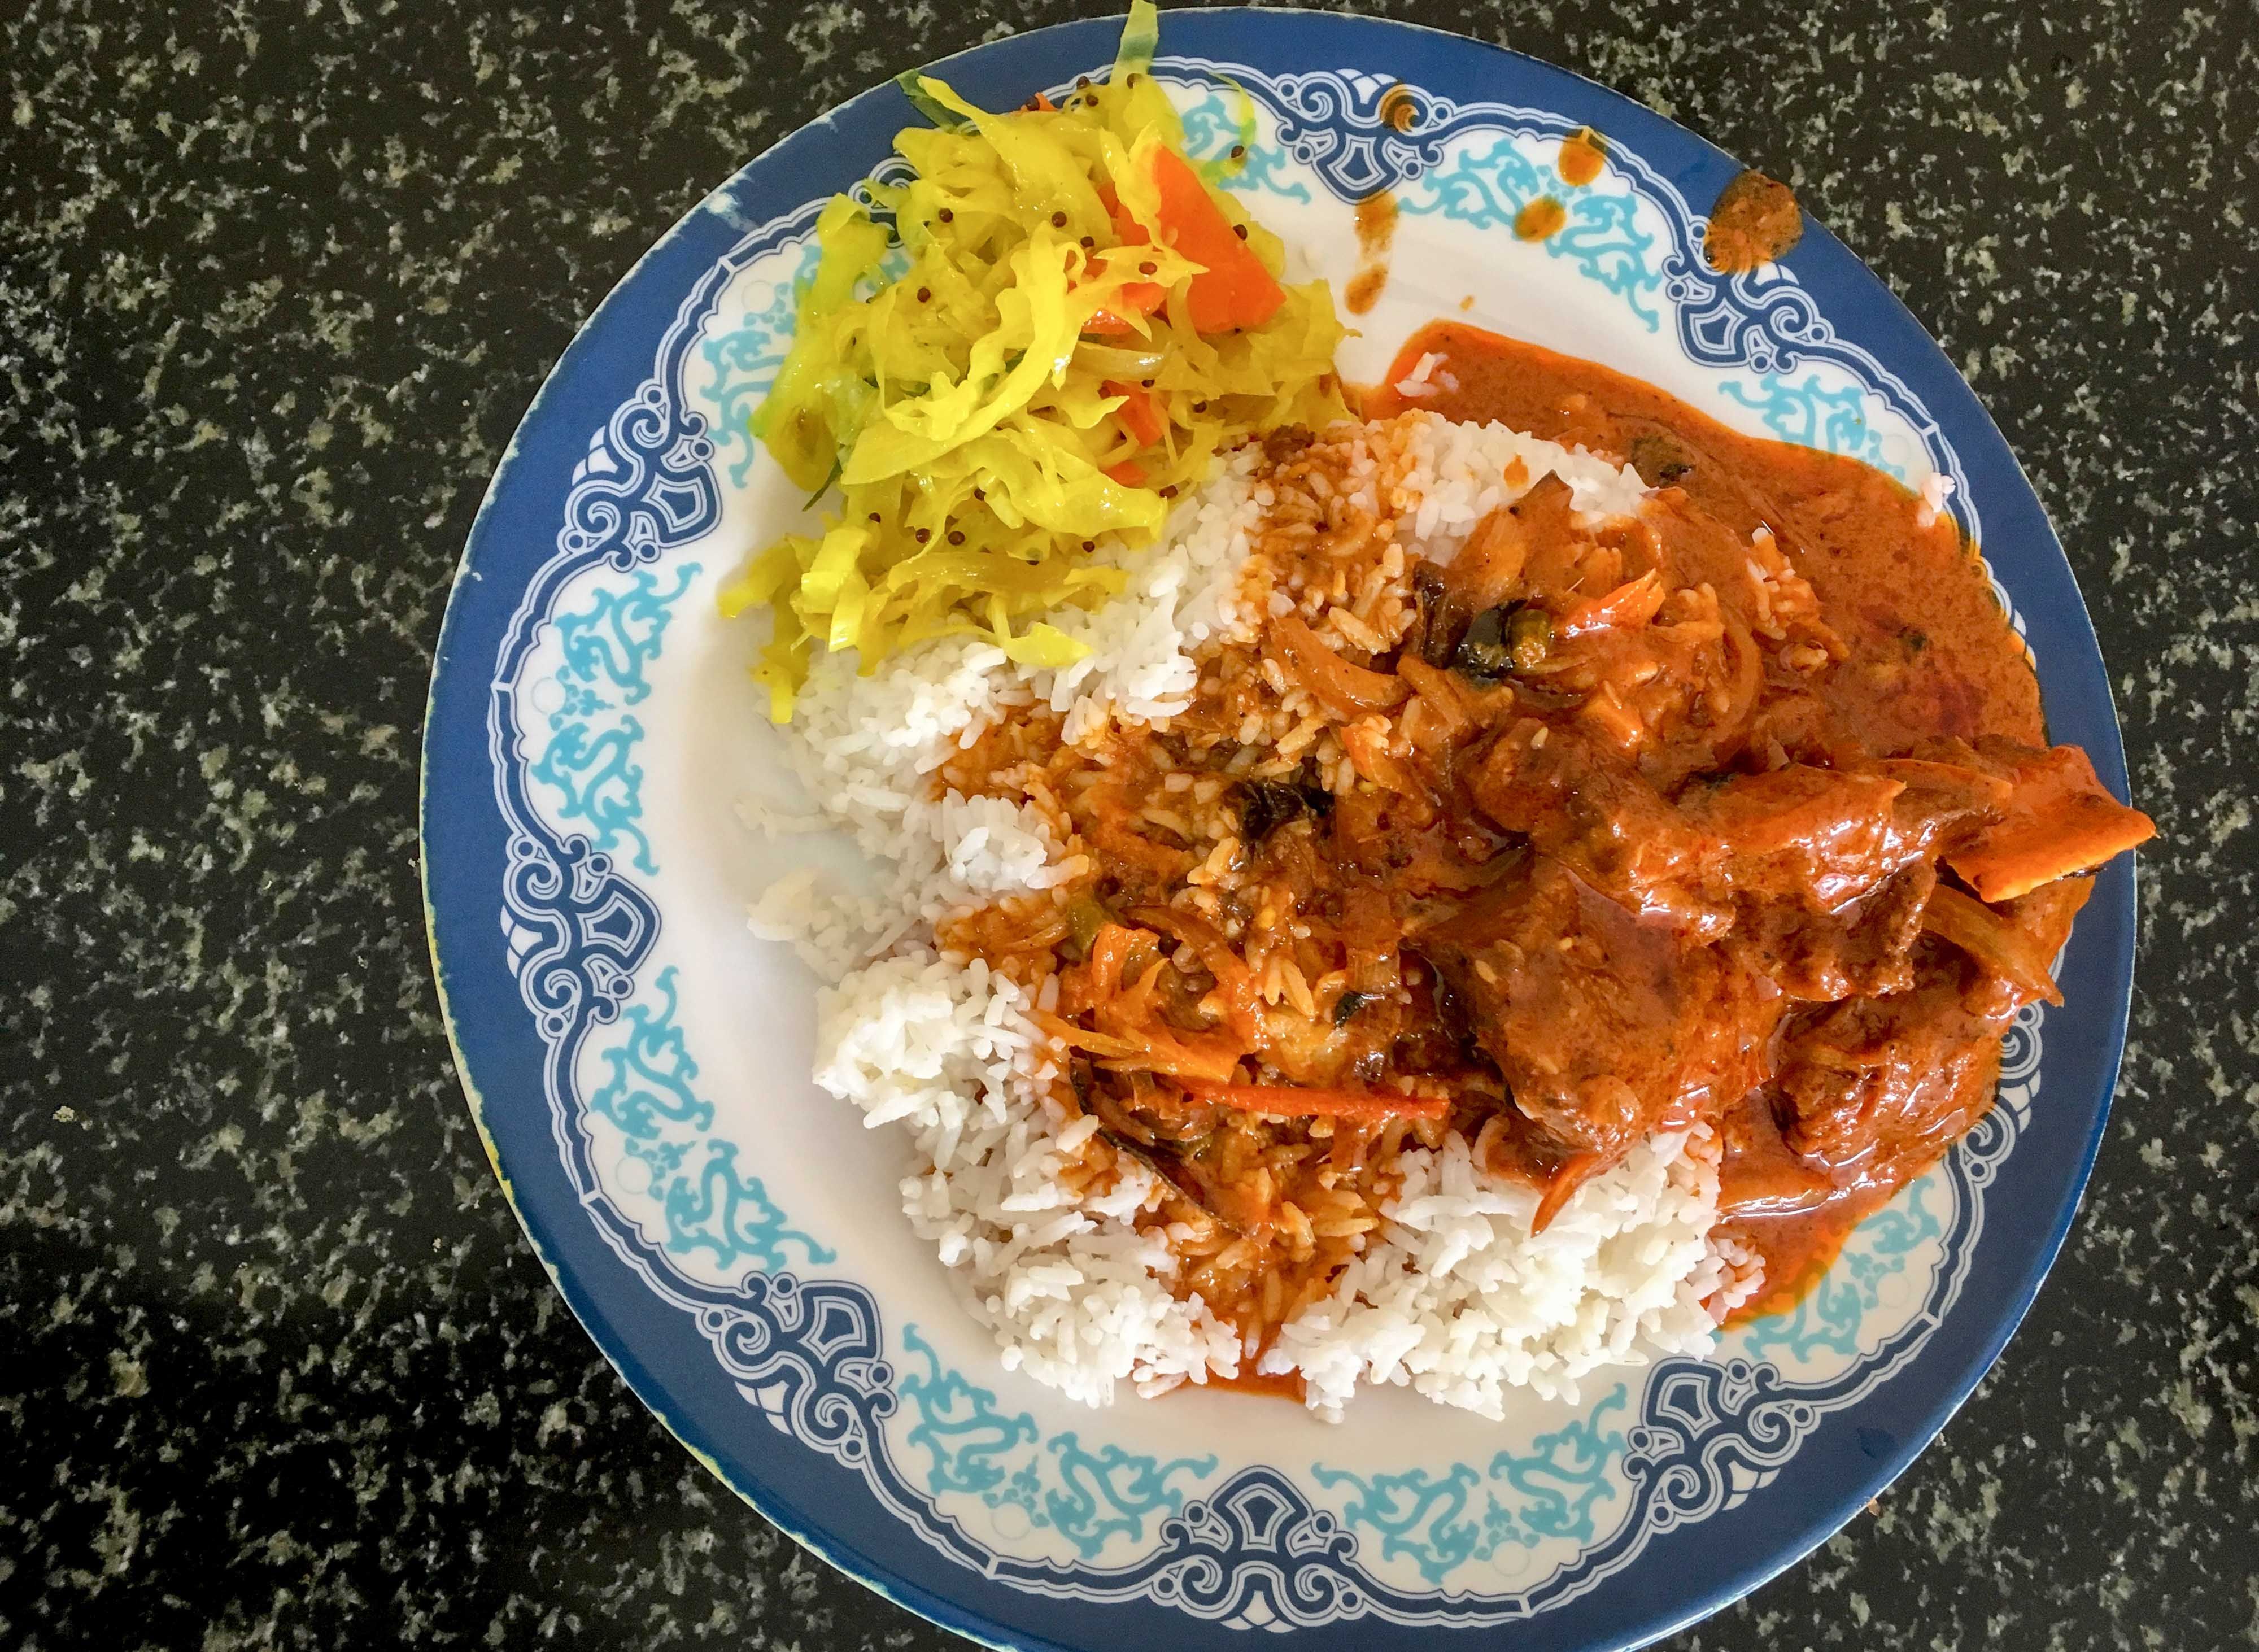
(726, 0, 1348, 720)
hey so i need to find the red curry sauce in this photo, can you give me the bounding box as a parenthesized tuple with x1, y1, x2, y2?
(1377, 323, 2043, 755)
(1365, 321, 2143, 1312)
(1346, 191, 1398, 316)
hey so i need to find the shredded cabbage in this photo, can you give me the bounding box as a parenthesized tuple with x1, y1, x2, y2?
(727, 0, 1347, 720)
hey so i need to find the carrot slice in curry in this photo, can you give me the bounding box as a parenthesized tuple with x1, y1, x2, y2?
(1178, 1078, 1450, 1122)
(1947, 744, 2155, 901)
(1558, 569, 1667, 638)
(1530, 1150, 1607, 1235)
(1087, 159, 1284, 334)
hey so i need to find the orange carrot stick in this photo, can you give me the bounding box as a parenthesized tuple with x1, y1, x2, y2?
(1179, 1078, 1449, 1122)
(1104, 379, 1167, 446)
(1082, 188, 1168, 335)
(1145, 147, 1285, 333)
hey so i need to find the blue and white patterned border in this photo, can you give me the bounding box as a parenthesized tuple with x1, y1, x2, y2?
(479, 60, 2039, 1628)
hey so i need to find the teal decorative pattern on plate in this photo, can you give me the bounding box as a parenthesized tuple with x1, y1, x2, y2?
(899, 1324, 1042, 1499)
(1495, 1386, 1632, 1541)
(591, 966, 714, 1138)
(662, 1135, 834, 1274)
(531, 557, 831, 1278)
(1736, 1174, 1945, 1365)
(1397, 137, 1663, 331)
(898, 1325, 1217, 1558)
(593, 968, 834, 1276)
(1312, 1385, 1628, 1585)
(699, 240, 822, 487)
(1178, 85, 1313, 202)
(1040, 1433, 1220, 1559)
(1718, 372, 1908, 477)
(526, 561, 701, 876)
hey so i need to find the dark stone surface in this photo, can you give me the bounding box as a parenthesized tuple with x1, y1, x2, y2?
(2, 0, 2251, 1647)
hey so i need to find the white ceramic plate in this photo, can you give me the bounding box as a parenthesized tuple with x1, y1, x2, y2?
(422, 14, 2139, 1649)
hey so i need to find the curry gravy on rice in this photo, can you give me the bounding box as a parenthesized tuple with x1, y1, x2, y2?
(934, 322, 2152, 1382)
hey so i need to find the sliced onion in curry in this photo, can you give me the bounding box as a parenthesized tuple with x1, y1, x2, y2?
(1270, 611, 1409, 714)
(1918, 884, 2062, 1006)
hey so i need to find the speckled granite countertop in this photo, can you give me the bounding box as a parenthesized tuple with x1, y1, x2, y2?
(2, 1, 2251, 1646)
